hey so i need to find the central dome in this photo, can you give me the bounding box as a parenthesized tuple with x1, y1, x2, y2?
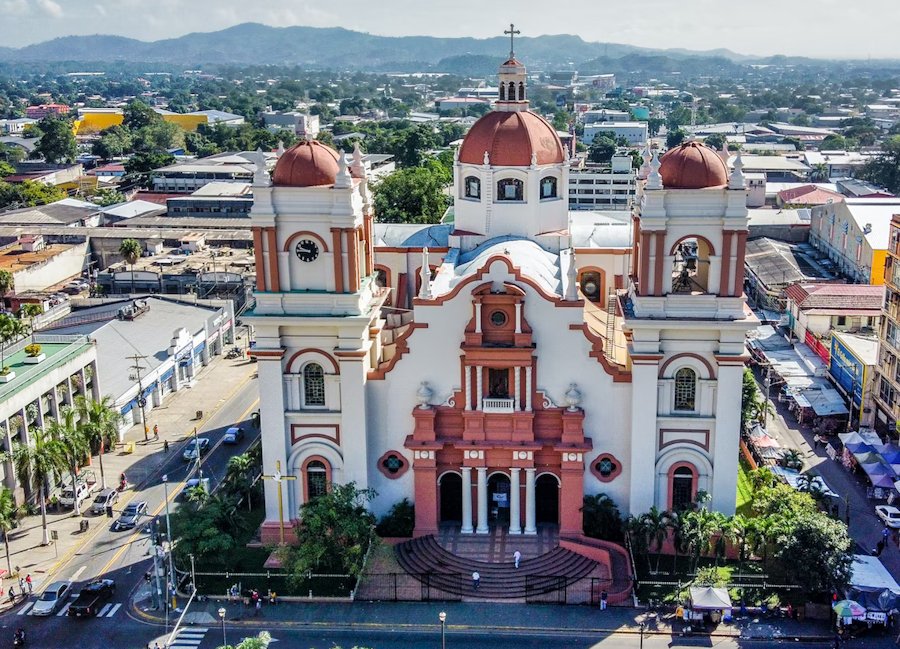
(458, 111, 566, 167)
(659, 141, 728, 189)
(272, 140, 341, 187)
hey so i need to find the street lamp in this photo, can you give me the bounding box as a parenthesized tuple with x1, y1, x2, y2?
(439, 611, 446, 649)
(639, 621, 645, 649)
(218, 607, 227, 647)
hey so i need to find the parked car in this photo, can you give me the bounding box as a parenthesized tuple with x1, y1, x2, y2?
(182, 437, 210, 462)
(90, 488, 119, 515)
(68, 579, 115, 617)
(31, 581, 72, 616)
(59, 481, 93, 509)
(222, 427, 245, 445)
(876, 505, 900, 529)
(112, 501, 147, 531)
(178, 477, 210, 500)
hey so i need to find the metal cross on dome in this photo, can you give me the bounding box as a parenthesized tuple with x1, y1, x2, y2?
(504, 23, 521, 59)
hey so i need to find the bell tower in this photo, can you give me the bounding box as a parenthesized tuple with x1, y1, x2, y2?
(497, 24, 528, 111)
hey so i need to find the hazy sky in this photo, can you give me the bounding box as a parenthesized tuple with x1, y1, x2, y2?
(3, 0, 899, 59)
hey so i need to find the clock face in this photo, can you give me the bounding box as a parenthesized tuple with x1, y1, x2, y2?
(295, 239, 319, 262)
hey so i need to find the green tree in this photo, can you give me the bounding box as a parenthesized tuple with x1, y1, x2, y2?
(666, 128, 686, 149)
(0, 179, 66, 210)
(92, 125, 133, 159)
(281, 482, 376, 578)
(0, 314, 28, 371)
(46, 406, 89, 516)
(5, 428, 64, 546)
(18, 303, 41, 343)
(860, 136, 900, 194)
(171, 492, 246, 565)
(647, 117, 665, 137)
(704, 133, 727, 151)
(216, 631, 275, 649)
(0, 161, 13, 178)
(581, 493, 624, 542)
(223, 453, 256, 510)
(34, 116, 76, 164)
(641, 506, 669, 574)
(809, 163, 830, 182)
(123, 100, 159, 130)
(75, 395, 122, 491)
(0, 270, 13, 296)
(375, 498, 415, 538)
(92, 188, 126, 207)
(372, 166, 450, 224)
(820, 134, 847, 151)
(132, 121, 183, 152)
(776, 511, 852, 594)
(0, 487, 15, 578)
(118, 238, 142, 294)
(588, 136, 617, 164)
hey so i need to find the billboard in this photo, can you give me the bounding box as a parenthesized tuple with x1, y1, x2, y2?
(829, 335, 865, 409)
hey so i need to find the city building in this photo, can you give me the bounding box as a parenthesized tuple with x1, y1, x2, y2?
(873, 215, 900, 435)
(808, 198, 900, 285)
(45, 296, 236, 435)
(246, 51, 754, 544)
(581, 109, 630, 124)
(0, 235, 88, 294)
(829, 331, 878, 428)
(582, 121, 648, 146)
(165, 182, 253, 218)
(436, 97, 491, 112)
(568, 154, 635, 211)
(262, 111, 320, 138)
(150, 153, 271, 194)
(25, 104, 70, 119)
(0, 198, 100, 228)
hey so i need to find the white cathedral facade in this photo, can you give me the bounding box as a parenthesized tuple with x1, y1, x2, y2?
(246, 52, 756, 543)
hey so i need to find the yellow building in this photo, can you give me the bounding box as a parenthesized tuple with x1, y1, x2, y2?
(74, 108, 210, 135)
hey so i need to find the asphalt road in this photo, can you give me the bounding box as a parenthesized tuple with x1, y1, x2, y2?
(0, 375, 259, 649)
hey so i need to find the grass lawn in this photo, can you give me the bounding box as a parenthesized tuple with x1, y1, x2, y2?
(736, 457, 755, 517)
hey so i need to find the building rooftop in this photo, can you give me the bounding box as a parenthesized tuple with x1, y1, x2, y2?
(0, 242, 78, 273)
(778, 184, 845, 206)
(571, 211, 633, 248)
(833, 331, 879, 366)
(0, 198, 98, 226)
(840, 199, 900, 248)
(783, 282, 884, 312)
(100, 200, 166, 220)
(0, 335, 93, 403)
(744, 237, 836, 287)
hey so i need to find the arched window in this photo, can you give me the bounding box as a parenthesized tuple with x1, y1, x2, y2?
(541, 176, 558, 199)
(518, 82, 525, 100)
(302, 363, 326, 407)
(464, 176, 481, 199)
(579, 271, 603, 302)
(306, 460, 328, 500)
(671, 466, 695, 511)
(508, 82, 516, 101)
(673, 368, 697, 411)
(499, 84, 506, 101)
(497, 178, 524, 201)
(375, 269, 387, 288)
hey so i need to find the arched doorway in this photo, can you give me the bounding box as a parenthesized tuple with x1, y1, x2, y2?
(487, 473, 510, 525)
(535, 474, 559, 525)
(670, 466, 696, 511)
(439, 473, 462, 523)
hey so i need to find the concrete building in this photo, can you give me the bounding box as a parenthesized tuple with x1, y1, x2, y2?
(568, 154, 635, 211)
(582, 122, 648, 146)
(45, 296, 235, 435)
(873, 215, 900, 435)
(25, 104, 70, 120)
(829, 331, 878, 428)
(262, 111, 320, 138)
(150, 152, 277, 194)
(581, 109, 630, 124)
(0, 235, 88, 294)
(246, 53, 754, 545)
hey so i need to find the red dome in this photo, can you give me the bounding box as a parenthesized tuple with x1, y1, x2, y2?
(458, 111, 566, 167)
(272, 140, 341, 187)
(659, 141, 728, 189)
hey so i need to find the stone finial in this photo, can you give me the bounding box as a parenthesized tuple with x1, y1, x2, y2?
(276, 140, 285, 158)
(530, 151, 538, 168)
(719, 139, 729, 163)
(565, 248, 578, 301)
(638, 144, 652, 180)
(251, 148, 269, 187)
(350, 141, 365, 179)
(334, 153, 352, 189)
(483, 150, 491, 166)
(418, 247, 431, 299)
(646, 148, 663, 190)
(564, 383, 582, 411)
(416, 381, 433, 409)
(729, 151, 746, 190)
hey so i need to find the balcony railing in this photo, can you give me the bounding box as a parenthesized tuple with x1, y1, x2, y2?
(482, 397, 515, 413)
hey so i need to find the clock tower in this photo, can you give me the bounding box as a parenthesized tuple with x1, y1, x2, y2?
(246, 140, 387, 544)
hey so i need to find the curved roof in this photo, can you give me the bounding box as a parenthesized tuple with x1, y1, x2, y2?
(453, 237, 561, 295)
(272, 140, 341, 187)
(458, 111, 566, 167)
(659, 141, 728, 189)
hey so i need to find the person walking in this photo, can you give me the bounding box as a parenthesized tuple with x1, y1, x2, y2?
(255, 597, 262, 616)
(17, 577, 23, 594)
(513, 550, 521, 569)
(163, 439, 169, 453)
(600, 589, 608, 610)
(153, 424, 159, 441)
(472, 571, 480, 591)
(24, 574, 31, 594)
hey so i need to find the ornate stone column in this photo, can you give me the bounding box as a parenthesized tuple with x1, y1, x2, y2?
(476, 466, 489, 534)
(524, 365, 532, 412)
(461, 467, 473, 534)
(476, 366, 484, 411)
(524, 467, 537, 535)
(508, 467, 522, 534)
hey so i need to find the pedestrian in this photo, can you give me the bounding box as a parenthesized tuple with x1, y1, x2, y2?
(600, 589, 608, 610)
(268, 589, 276, 605)
(8, 584, 14, 603)
(877, 539, 886, 556)
(153, 424, 159, 441)
(17, 577, 23, 593)
(883, 526, 890, 542)
(24, 574, 31, 594)
(513, 550, 521, 569)
(163, 439, 169, 453)
(255, 598, 262, 616)
(472, 571, 480, 591)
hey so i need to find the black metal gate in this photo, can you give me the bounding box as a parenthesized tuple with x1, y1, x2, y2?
(525, 575, 567, 604)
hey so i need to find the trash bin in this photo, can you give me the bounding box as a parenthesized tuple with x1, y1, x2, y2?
(195, 410, 203, 420)
(80, 520, 89, 533)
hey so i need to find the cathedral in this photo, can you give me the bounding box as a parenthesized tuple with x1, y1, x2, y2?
(246, 49, 756, 544)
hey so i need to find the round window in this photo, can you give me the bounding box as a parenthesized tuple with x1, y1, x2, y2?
(382, 454, 404, 474)
(597, 457, 617, 477)
(490, 310, 508, 327)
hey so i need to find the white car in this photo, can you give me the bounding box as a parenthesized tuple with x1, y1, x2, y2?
(876, 505, 900, 529)
(182, 437, 210, 462)
(31, 581, 72, 616)
(59, 481, 93, 509)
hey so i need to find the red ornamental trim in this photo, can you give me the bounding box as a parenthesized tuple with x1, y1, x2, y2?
(376, 450, 410, 480)
(590, 453, 623, 483)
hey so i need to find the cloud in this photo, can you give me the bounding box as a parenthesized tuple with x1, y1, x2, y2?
(94, 4, 106, 16)
(1, 0, 29, 15)
(36, 0, 63, 18)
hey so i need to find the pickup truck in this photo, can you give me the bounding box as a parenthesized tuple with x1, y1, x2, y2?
(68, 578, 115, 617)
(59, 480, 93, 509)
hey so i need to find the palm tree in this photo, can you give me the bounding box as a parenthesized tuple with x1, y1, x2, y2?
(809, 163, 829, 182)
(47, 406, 89, 516)
(711, 513, 734, 567)
(781, 449, 804, 471)
(5, 428, 64, 546)
(625, 515, 651, 571)
(75, 395, 122, 490)
(641, 506, 669, 574)
(0, 270, 13, 296)
(0, 314, 27, 371)
(224, 453, 255, 510)
(18, 304, 42, 343)
(0, 487, 15, 578)
(118, 239, 142, 294)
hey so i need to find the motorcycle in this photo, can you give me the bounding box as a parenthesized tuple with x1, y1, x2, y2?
(13, 629, 26, 646)
(226, 346, 242, 360)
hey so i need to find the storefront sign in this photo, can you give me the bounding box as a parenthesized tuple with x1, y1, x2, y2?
(829, 335, 865, 408)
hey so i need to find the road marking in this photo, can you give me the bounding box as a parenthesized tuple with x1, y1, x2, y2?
(97, 602, 112, 617)
(57, 602, 72, 616)
(71, 565, 87, 581)
(171, 641, 203, 647)
(16, 602, 33, 615)
(105, 602, 121, 617)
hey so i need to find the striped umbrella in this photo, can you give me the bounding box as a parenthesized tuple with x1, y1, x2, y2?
(832, 599, 866, 619)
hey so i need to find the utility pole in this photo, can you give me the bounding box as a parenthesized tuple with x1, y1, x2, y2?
(162, 474, 176, 609)
(128, 353, 150, 441)
(151, 518, 163, 610)
(193, 426, 203, 480)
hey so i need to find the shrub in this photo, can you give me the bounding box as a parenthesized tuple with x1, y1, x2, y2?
(0, 366, 9, 376)
(376, 498, 415, 537)
(582, 493, 625, 542)
(24, 343, 41, 357)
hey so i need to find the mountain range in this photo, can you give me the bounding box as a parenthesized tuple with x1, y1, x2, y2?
(0, 23, 823, 71)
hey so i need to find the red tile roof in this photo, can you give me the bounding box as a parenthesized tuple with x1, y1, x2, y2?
(778, 184, 845, 205)
(784, 283, 884, 311)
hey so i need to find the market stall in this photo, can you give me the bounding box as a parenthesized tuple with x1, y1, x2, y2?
(688, 586, 733, 625)
(845, 555, 900, 627)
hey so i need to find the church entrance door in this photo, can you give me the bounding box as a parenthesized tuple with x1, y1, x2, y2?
(439, 473, 462, 524)
(535, 474, 559, 525)
(488, 473, 510, 525)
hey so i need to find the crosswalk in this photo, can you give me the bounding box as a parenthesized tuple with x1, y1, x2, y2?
(16, 597, 123, 618)
(169, 627, 208, 648)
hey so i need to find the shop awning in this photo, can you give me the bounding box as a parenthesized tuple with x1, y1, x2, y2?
(689, 586, 732, 610)
(848, 555, 900, 612)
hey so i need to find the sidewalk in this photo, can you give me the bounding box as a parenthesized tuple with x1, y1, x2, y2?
(133, 597, 835, 642)
(0, 334, 258, 612)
